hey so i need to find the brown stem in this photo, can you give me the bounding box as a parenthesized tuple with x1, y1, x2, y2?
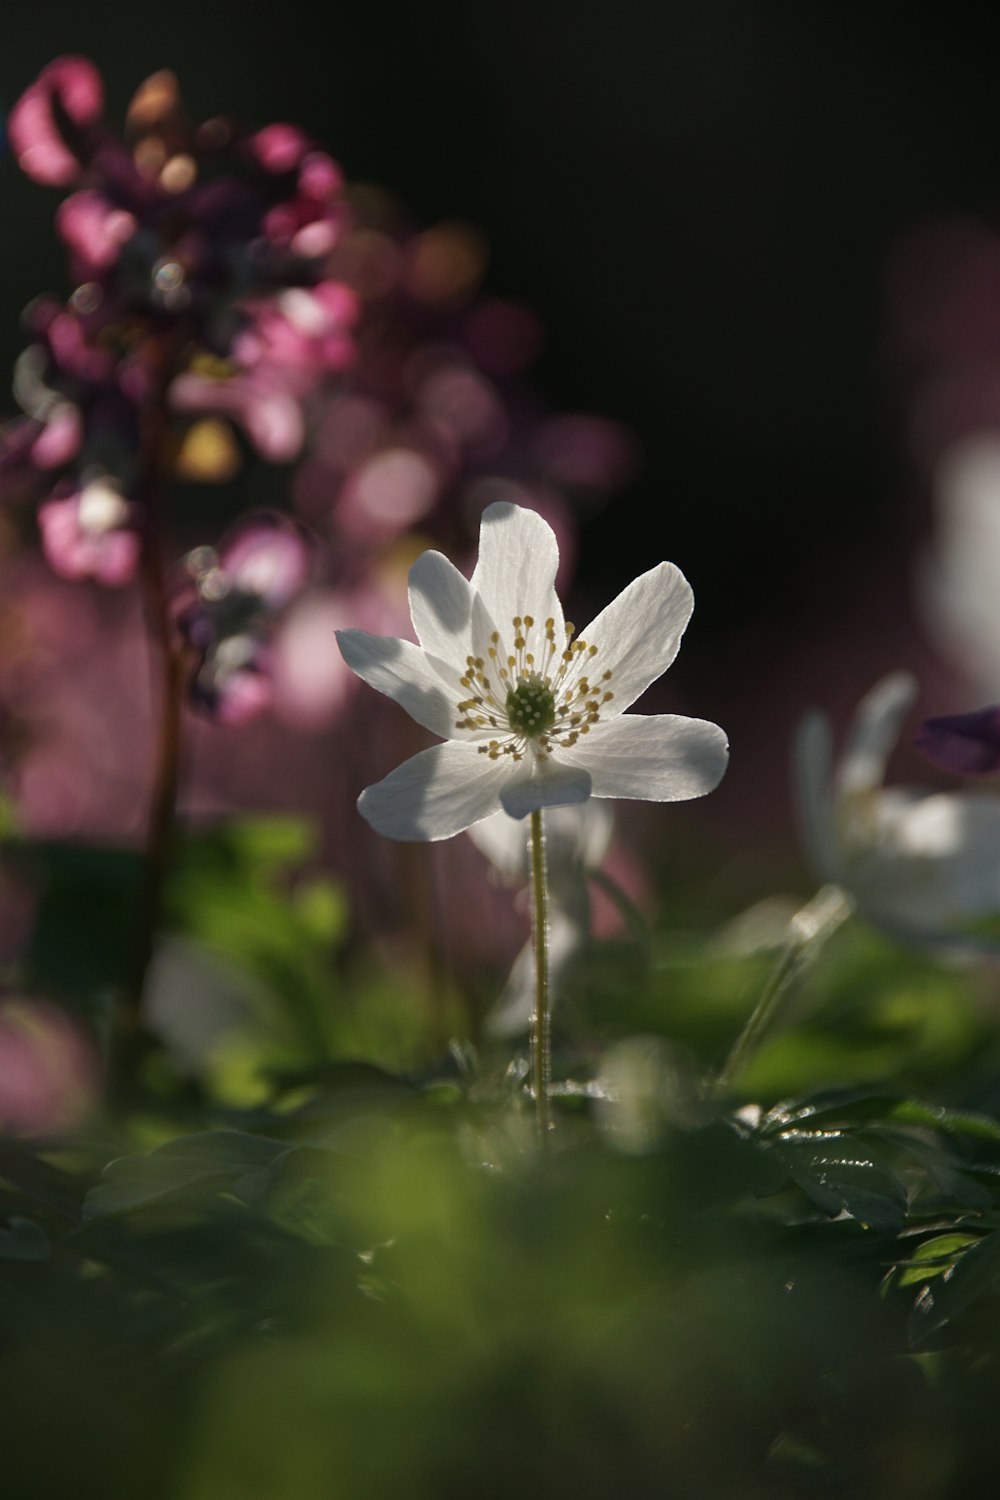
(115, 336, 187, 1089)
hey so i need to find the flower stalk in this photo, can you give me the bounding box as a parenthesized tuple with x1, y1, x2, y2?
(119, 336, 187, 1083)
(715, 884, 852, 1095)
(529, 808, 552, 1137)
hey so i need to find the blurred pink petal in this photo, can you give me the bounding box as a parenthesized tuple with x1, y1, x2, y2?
(38, 480, 140, 586)
(56, 190, 137, 274)
(31, 402, 82, 469)
(8, 57, 104, 186)
(247, 122, 310, 173)
(0, 998, 100, 1135)
(220, 514, 311, 606)
(337, 447, 441, 540)
(212, 668, 273, 725)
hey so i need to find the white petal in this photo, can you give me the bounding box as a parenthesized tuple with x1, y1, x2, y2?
(336, 629, 463, 740)
(485, 911, 582, 1038)
(794, 711, 840, 882)
(500, 757, 593, 819)
(408, 550, 475, 661)
(470, 502, 563, 645)
(467, 808, 529, 881)
(358, 742, 516, 841)
(562, 714, 727, 802)
(468, 800, 612, 881)
(577, 563, 693, 716)
(545, 801, 614, 870)
(837, 672, 917, 799)
(922, 435, 1000, 697)
(860, 789, 1000, 926)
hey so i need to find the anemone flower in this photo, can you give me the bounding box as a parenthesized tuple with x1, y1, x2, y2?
(796, 671, 1000, 948)
(337, 501, 728, 840)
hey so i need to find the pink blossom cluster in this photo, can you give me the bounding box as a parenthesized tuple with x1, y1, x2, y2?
(0, 58, 357, 592)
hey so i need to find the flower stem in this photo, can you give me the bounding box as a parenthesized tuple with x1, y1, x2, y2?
(715, 884, 852, 1095)
(116, 337, 186, 1092)
(529, 808, 552, 1138)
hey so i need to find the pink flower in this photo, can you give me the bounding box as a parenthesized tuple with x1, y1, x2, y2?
(171, 284, 357, 461)
(56, 190, 138, 278)
(260, 150, 346, 260)
(234, 283, 359, 382)
(7, 56, 104, 187)
(175, 514, 312, 723)
(37, 476, 140, 586)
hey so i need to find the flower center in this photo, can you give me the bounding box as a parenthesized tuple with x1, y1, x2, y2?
(505, 674, 556, 737)
(78, 477, 129, 535)
(453, 612, 615, 763)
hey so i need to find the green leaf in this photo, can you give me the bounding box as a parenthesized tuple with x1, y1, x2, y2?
(758, 1089, 1000, 1141)
(909, 1228, 1000, 1342)
(0, 1216, 50, 1261)
(82, 1131, 294, 1220)
(896, 1232, 981, 1288)
(871, 1128, 995, 1213)
(773, 1135, 908, 1232)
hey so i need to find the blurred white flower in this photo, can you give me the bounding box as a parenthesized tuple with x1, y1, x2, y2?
(920, 434, 1000, 698)
(468, 801, 614, 1036)
(337, 501, 728, 840)
(796, 671, 1000, 949)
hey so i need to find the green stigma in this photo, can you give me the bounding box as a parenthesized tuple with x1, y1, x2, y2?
(506, 673, 556, 738)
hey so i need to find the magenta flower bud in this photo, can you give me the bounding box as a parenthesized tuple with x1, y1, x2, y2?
(56, 190, 137, 277)
(8, 56, 104, 186)
(916, 704, 1000, 776)
(248, 123, 310, 174)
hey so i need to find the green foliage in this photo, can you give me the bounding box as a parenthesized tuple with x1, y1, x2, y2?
(9, 844, 1000, 1496)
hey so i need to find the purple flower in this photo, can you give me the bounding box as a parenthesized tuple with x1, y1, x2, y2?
(916, 704, 1000, 777)
(174, 514, 311, 723)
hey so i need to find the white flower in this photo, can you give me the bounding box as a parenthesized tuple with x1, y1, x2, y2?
(336, 502, 729, 840)
(796, 671, 1000, 946)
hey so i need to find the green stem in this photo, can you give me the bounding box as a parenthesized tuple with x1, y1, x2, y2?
(715, 884, 852, 1095)
(529, 808, 552, 1138)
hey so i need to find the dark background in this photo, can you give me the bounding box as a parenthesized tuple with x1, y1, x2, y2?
(2, 3, 1000, 716)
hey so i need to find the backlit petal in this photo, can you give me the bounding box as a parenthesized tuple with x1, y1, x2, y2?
(336, 630, 466, 740)
(577, 563, 693, 716)
(500, 757, 592, 819)
(471, 501, 563, 644)
(837, 672, 917, 798)
(358, 742, 515, 840)
(408, 550, 475, 662)
(563, 714, 727, 802)
(859, 789, 1000, 926)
